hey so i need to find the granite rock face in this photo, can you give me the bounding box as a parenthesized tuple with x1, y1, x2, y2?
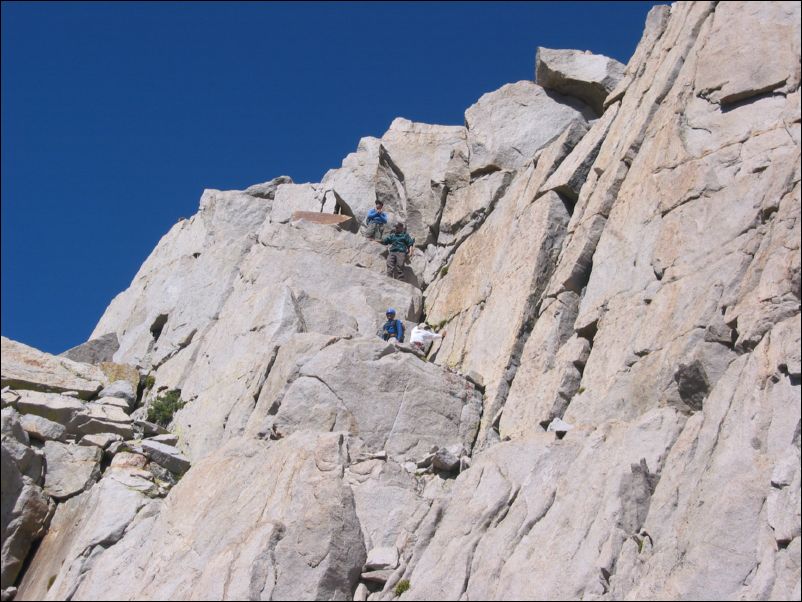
(19, 435, 366, 601)
(8, 2, 802, 600)
(246, 336, 481, 462)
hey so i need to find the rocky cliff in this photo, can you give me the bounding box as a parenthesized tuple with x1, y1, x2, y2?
(2, 2, 800, 600)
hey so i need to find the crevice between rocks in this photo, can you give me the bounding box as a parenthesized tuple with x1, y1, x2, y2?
(481, 293, 542, 447)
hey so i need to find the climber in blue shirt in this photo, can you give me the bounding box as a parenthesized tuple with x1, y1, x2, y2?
(362, 200, 388, 240)
(380, 308, 405, 343)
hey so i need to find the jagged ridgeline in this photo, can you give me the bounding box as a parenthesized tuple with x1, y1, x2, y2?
(2, 2, 800, 600)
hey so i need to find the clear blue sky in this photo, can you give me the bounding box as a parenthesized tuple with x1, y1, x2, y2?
(2, 1, 662, 354)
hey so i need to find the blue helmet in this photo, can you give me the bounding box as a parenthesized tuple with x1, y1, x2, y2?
(386, 308, 396, 316)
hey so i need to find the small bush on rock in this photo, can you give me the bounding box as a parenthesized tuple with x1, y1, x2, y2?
(394, 579, 411, 596)
(147, 389, 185, 427)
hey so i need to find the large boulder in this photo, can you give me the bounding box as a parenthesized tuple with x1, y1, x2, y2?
(98, 379, 136, 405)
(97, 363, 141, 398)
(536, 47, 626, 115)
(243, 175, 293, 200)
(270, 182, 330, 224)
(42, 442, 102, 500)
(140, 440, 190, 475)
(19, 414, 68, 443)
(246, 336, 482, 462)
(14, 391, 86, 431)
(464, 80, 594, 174)
(1, 337, 105, 399)
(59, 332, 119, 364)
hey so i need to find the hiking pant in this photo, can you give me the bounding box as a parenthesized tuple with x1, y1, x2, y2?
(363, 221, 384, 240)
(386, 251, 406, 279)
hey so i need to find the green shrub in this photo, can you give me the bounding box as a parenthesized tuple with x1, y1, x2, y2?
(577, 386, 586, 394)
(144, 374, 156, 390)
(440, 265, 449, 277)
(147, 389, 185, 427)
(394, 579, 411, 596)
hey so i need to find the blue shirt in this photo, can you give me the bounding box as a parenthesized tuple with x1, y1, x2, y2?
(381, 319, 404, 342)
(366, 208, 388, 225)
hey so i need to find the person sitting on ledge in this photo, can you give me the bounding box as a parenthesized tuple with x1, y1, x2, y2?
(380, 308, 405, 343)
(362, 200, 388, 240)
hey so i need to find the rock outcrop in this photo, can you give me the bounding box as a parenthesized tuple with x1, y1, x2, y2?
(4, 2, 801, 600)
(536, 47, 626, 115)
(1, 338, 105, 400)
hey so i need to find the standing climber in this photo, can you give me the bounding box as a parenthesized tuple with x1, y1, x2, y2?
(380, 308, 405, 343)
(409, 323, 445, 355)
(363, 200, 388, 240)
(382, 222, 415, 280)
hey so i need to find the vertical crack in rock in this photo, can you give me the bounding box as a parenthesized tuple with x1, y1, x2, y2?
(481, 295, 542, 446)
(465, 386, 486, 457)
(251, 346, 281, 407)
(289, 289, 309, 333)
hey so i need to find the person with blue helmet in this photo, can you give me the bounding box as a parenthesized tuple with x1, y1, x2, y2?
(380, 308, 405, 343)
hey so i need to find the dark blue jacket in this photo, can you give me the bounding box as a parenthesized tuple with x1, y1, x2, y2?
(366, 208, 388, 225)
(381, 319, 404, 342)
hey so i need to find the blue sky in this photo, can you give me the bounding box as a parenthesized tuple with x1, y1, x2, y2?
(2, 1, 662, 354)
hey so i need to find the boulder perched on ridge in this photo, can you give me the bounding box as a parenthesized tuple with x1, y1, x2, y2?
(536, 47, 625, 115)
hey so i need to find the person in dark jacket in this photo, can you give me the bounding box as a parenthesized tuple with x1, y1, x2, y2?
(380, 308, 405, 343)
(382, 223, 415, 280)
(363, 200, 388, 240)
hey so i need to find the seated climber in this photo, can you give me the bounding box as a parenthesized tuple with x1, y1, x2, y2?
(380, 308, 405, 343)
(382, 222, 415, 280)
(409, 323, 445, 355)
(362, 200, 388, 240)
